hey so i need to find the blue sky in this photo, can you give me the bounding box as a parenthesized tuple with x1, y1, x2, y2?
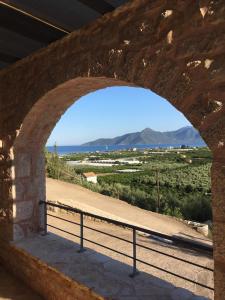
(47, 86, 191, 146)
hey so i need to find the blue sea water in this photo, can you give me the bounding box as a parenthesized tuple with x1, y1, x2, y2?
(46, 143, 205, 155)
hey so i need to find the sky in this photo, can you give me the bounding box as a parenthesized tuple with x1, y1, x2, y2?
(47, 86, 191, 146)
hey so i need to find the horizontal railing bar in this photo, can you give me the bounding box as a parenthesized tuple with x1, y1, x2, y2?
(48, 212, 133, 244)
(47, 221, 213, 271)
(83, 226, 212, 271)
(82, 236, 133, 259)
(136, 257, 214, 291)
(48, 215, 212, 271)
(41, 201, 213, 254)
(46, 222, 213, 290)
(83, 224, 133, 244)
(47, 213, 80, 226)
(47, 224, 80, 239)
(47, 223, 132, 259)
(136, 242, 213, 271)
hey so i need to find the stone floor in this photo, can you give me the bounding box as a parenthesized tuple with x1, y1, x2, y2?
(16, 211, 214, 300)
(0, 264, 43, 300)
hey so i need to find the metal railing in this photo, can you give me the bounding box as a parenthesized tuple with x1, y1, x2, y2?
(39, 200, 214, 291)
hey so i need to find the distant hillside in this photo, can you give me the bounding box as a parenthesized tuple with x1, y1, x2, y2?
(82, 126, 205, 146)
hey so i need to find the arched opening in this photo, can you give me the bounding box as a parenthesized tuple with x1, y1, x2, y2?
(12, 78, 213, 239)
(46, 86, 212, 226)
(12, 78, 128, 239)
(12, 82, 214, 299)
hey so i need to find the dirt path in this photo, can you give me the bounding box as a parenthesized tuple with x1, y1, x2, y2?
(46, 178, 211, 243)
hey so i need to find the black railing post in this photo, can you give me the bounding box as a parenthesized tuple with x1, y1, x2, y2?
(44, 201, 48, 235)
(78, 212, 86, 253)
(130, 228, 139, 278)
(41, 201, 47, 236)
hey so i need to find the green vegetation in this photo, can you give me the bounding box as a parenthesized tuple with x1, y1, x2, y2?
(45, 148, 82, 184)
(45, 147, 212, 223)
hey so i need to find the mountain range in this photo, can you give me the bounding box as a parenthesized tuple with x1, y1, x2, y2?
(82, 126, 205, 146)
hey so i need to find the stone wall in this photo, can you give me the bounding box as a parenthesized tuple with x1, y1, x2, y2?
(0, 0, 225, 298)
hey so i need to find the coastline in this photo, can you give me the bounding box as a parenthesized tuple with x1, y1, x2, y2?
(46, 143, 206, 155)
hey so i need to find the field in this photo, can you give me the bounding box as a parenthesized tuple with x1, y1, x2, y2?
(45, 147, 212, 223)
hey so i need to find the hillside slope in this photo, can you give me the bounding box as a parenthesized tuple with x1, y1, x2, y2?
(46, 177, 210, 242)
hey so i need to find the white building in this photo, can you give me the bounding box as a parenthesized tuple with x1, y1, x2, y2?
(83, 172, 97, 184)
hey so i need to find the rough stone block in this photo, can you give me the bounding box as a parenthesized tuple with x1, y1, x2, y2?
(16, 153, 31, 178)
(13, 200, 34, 222)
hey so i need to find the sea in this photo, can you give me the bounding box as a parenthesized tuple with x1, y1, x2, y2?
(46, 143, 205, 155)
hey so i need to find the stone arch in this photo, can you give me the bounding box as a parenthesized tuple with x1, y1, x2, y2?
(12, 78, 129, 240)
(0, 0, 225, 298)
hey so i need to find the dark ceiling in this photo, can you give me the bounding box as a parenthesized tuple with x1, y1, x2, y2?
(0, 0, 128, 70)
